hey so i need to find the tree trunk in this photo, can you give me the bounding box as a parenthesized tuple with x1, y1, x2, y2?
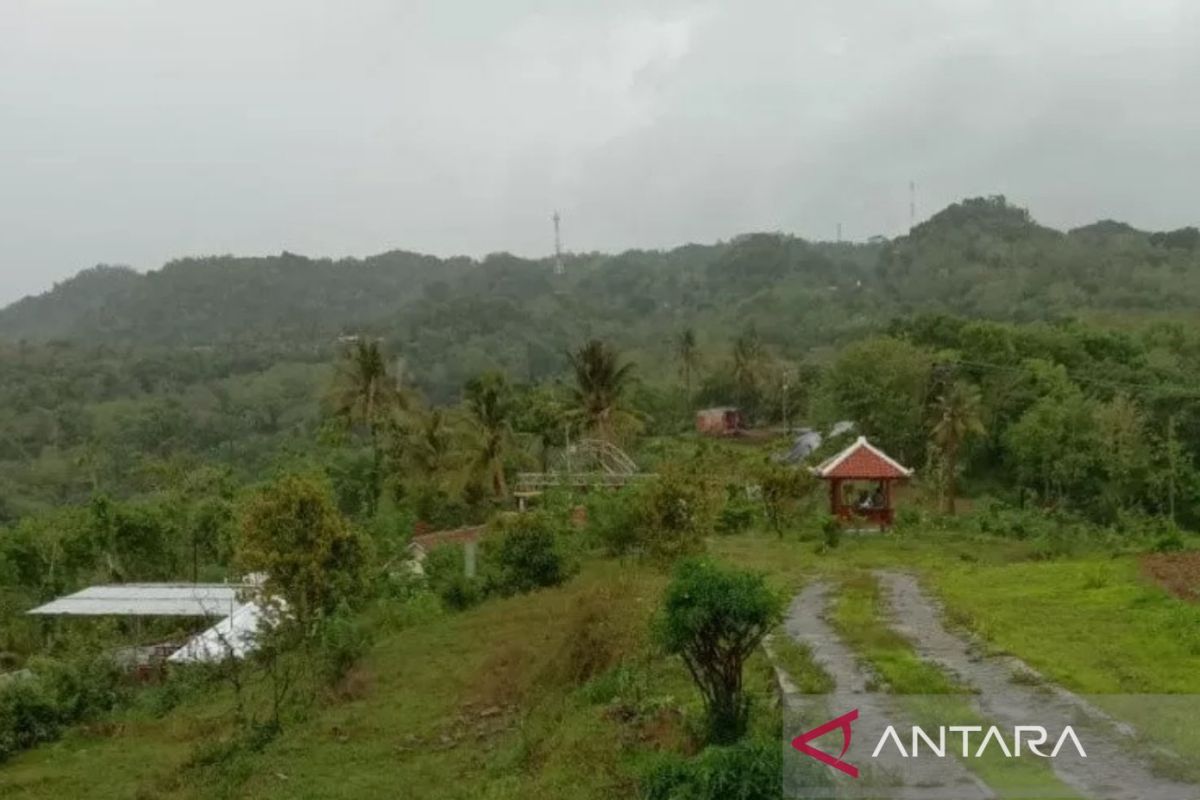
(943, 443, 957, 515)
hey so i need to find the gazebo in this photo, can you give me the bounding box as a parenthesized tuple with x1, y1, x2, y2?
(811, 436, 913, 529)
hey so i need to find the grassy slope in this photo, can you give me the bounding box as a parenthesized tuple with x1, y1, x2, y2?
(6, 526, 1200, 797)
(0, 561, 725, 800)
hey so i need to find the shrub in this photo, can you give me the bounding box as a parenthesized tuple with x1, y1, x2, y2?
(422, 545, 485, 610)
(0, 679, 60, 760)
(0, 655, 123, 762)
(1153, 529, 1185, 553)
(756, 463, 816, 537)
(632, 469, 718, 565)
(317, 607, 374, 685)
(407, 481, 474, 530)
(893, 506, 926, 531)
(656, 560, 783, 744)
(821, 515, 842, 550)
(585, 491, 639, 556)
(716, 485, 758, 536)
(639, 740, 783, 800)
(482, 511, 576, 596)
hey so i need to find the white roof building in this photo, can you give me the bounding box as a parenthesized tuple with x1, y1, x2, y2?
(167, 601, 282, 664)
(28, 582, 280, 663)
(27, 583, 246, 617)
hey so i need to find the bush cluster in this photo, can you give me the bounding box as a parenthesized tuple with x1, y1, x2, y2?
(0, 655, 123, 761)
(639, 741, 783, 800)
(422, 511, 577, 610)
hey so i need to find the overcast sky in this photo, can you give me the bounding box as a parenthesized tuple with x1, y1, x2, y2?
(2, 1, 1198, 305)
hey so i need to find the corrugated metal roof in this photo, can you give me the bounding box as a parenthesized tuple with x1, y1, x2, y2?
(167, 601, 281, 663)
(27, 583, 247, 617)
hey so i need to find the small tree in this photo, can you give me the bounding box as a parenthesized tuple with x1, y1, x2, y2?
(657, 560, 783, 744)
(482, 511, 575, 596)
(756, 462, 815, 537)
(236, 474, 367, 628)
(632, 468, 718, 564)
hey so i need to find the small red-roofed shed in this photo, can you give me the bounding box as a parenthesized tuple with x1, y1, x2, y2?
(812, 436, 913, 529)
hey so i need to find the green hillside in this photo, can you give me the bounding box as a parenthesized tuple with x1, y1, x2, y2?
(4, 189, 1200, 798)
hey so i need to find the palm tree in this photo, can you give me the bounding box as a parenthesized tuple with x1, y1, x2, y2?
(731, 326, 766, 415)
(567, 339, 637, 443)
(333, 339, 399, 512)
(409, 408, 455, 479)
(464, 372, 514, 498)
(931, 381, 985, 514)
(675, 328, 701, 399)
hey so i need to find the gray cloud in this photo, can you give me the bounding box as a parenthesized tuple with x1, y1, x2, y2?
(2, 0, 1198, 302)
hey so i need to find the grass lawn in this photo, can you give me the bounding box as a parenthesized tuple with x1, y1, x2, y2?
(714, 527, 1200, 696)
(931, 556, 1200, 694)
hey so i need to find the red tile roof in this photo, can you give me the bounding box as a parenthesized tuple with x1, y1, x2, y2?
(813, 437, 912, 480)
(410, 525, 486, 551)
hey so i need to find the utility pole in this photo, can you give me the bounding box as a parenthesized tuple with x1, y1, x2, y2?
(552, 210, 564, 276)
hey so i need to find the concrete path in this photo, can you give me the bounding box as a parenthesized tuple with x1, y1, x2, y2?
(875, 570, 1200, 800)
(780, 582, 993, 799)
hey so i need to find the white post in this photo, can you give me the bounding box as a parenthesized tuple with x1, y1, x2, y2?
(463, 541, 477, 579)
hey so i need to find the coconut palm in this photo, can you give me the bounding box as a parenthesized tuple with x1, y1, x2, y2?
(567, 339, 637, 443)
(731, 326, 767, 415)
(931, 381, 985, 514)
(464, 372, 514, 498)
(408, 408, 456, 479)
(333, 338, 400, 512)
(676, 327, 701, 399)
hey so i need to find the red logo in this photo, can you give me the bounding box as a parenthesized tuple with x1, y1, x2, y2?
(791, 709, 859, 778)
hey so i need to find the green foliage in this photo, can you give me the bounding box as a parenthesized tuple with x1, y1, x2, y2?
(567, 339, 639, 443)
(316, 607, 374, 686)
(481, 511, 576, 596)
(584, 490, 639, 555)
(422, 545, 484, 611)
(821, 515, 842, 550)
(716, 484, 758, 536)
(422, 511, 576, 610)
(462, 371, 516, 498)
(930, 380, 985, 514)
(639, 741, 784, 800)
(631, 469, 718, 565)
(656, 559, 783, 744)
(0, 654, 123, 762)
(754, 463, 815, 536)
(236, 474, 367, 624)
(825, 336, 932, 464)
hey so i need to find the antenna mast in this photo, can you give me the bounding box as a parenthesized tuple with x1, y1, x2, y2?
(908, 180, 916, 230)
(552, 210, 564, 275)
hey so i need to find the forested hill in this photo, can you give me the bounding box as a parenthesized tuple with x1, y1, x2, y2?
(4, 197, 1197, 343)
(2, 196, 1199, 391)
